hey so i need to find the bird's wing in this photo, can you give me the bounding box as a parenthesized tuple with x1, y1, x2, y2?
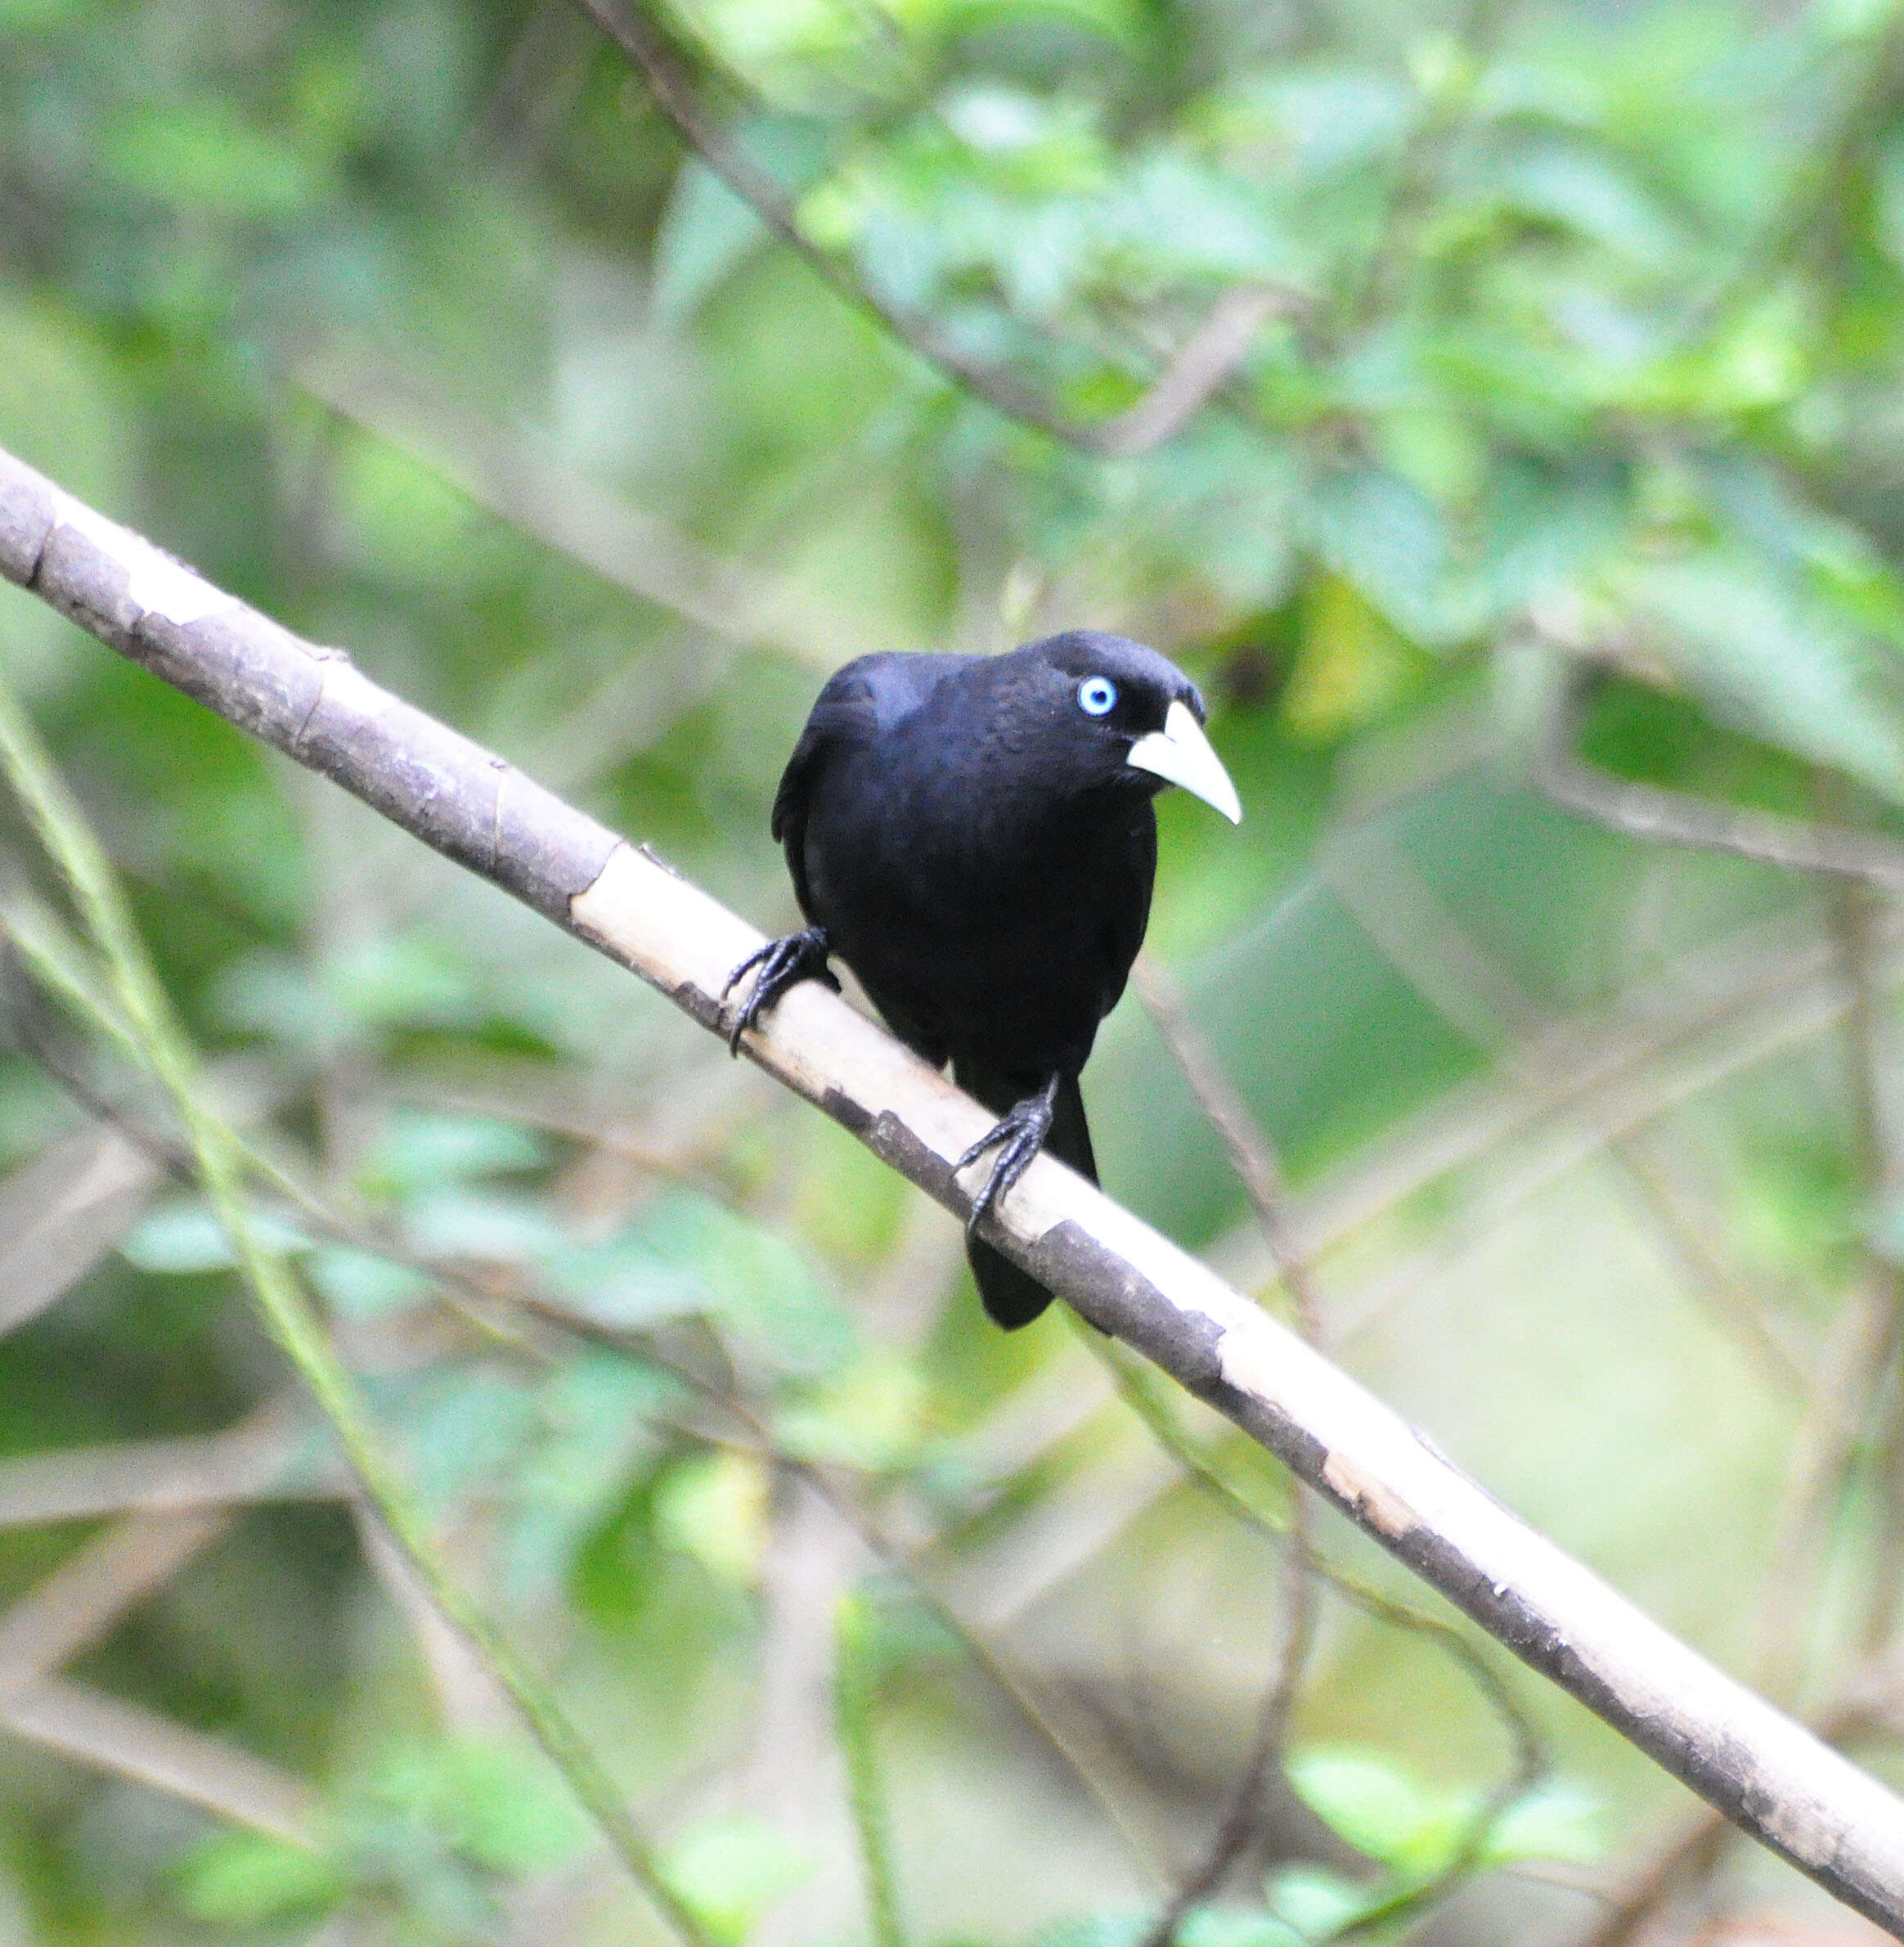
(773, 654, 970, 915)
(771, 662, 873, 845)
(770, 654, 967, 839)
(1096, 811, 1158, 1020)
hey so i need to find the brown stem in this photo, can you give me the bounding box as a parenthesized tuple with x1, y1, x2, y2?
(1137, 1499, 1319, 1947)
(1132, 954, 1322, 1335)
(1534, 660, 1904, 894)
(569, 0, 1296, 456)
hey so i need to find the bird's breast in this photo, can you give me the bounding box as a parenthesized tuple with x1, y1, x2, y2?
(797, 750, 1152, 1072)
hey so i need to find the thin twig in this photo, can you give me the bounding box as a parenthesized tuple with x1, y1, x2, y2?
(7, 914, 1167, 1886)
(1095, 1340, 1545, 1788)
(0, 1510, 228, 1708)
(1133, 954, 1322, 1335)
(0, 1495, 321, 1843)
(1136, 1503, 1319, 1947)
(1, 926, 541, 1360)
(835, 1590, 909, 1947)
(1147, 1351, 1546, 1947)
(1678, 14, 1904, 344)
(1569, 1677, 1892, 1947)
(569, 0, 1296, 456)
(0, 1412, 336, 1529)
(1827, 868, 1904, 1662)
(0, 670, 716, 1947)
(1335, 0, 1515, 336)
(618, 1334, 1172, 1886)
(1267, 897, 1904, 1287)
(1318, 822, 1817, 1396)
(1534, 659, 1904, 894)
(7, 1675, 320, 1845)
(297, 352, 848, 672)
(1550, 785, 1904, 1938)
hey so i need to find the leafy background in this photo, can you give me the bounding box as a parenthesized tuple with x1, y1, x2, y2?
(1, 0, 1903, 1940)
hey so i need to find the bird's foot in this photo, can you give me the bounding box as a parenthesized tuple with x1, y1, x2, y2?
(721, 926, 836, 1055)
(956, 1074, 1062, 1234)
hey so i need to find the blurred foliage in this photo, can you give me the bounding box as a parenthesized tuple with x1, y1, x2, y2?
(2, 0, 1904, 1940)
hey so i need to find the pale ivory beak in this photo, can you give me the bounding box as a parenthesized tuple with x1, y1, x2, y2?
(1127, 699, 1242, 824)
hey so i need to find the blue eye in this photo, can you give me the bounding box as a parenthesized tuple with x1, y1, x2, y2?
(1078, 677, 1118, 717)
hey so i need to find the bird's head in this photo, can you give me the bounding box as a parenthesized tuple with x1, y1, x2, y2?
(1026, 631, 1242, 825)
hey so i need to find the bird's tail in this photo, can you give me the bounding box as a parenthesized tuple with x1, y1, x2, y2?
(954, 1066, 1096, 1330)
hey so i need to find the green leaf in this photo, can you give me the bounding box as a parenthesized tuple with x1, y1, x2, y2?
(1492, 144, 1679, 264)
(1264, 1864, 1381, 1940)
(327, 935, 478, 1032)
(1308, 464, 1479, 647)
(122, 1198, 311, 1273)
(886, 0, 1141, 49)
(653, 119, 829, 326)
(660, 1814, 814, 1945)
(644, 1191, 859, 1377)
(100, 101, 322, 219)
(1815, 0, 1904, 40)
(1026, 1915, 1147, 1947)
(209, 951, 350, 1053)
(384, 1366, 540, 1516)
(359, 1739, 590, 1878)
(357, 1110, 548, 1197)
(543, 1192, 855, 1371)
(305, 1244, 433, 1320)
(1194, 65, 1409, 183)
(1478, 1781, 1602, 1865)
(1282, 573, 1421, 741)
(542, 1225, 710, 1331)
(1614, 549, 1904, 805)
(654, 1449, 772, 1586)
(1286, 1748, 1471, 1874)
(1107, 151, 1309, 289)
(777, 1349, 927, 1470)
(402, 1186, 566, 1263)
(503, 1354, 678, 1598)
(653, 161, 772, 329)
(1178, 1907, 1306, 1947)
(175, 1830, 344, 1926)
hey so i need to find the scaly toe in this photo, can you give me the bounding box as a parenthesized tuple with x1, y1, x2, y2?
(722, 929, 832, 1057)
(721, 938, 775, 1004)
(959, 1098, 1054, 1233)
(955, 1126, 1008, 1174)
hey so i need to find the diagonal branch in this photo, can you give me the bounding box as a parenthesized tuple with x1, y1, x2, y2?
(1133, 953, 1322, 1335)
(1534, 656, 1904, 893)
(0, 1510, 228, 1709)
(9, 1675, 319, 1844)
(571, 0, 1295, 457)
(295, 350, 851, 670)
(0, 1495, 317, 1845)
(6, 443, 1904, 1933)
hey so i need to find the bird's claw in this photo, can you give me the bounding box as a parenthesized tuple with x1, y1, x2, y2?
(721, 927, 835, 1055)
(956, 1076, 1061, 1234)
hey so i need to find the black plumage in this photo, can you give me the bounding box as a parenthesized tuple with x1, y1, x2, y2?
(725, 629, 1240, 1328)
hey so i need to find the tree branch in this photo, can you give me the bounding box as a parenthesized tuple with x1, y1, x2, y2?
(1133, 953, 1323, 1336)
(572, 0, 1295, 457)
(6, 443, 1904, 1932)
(1534, 658, 1904, 893)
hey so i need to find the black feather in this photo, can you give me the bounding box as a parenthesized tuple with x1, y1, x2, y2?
(743, 631, 1216, 1327)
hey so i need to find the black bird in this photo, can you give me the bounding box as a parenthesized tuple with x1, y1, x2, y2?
(725, 630, 1241, 1329)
